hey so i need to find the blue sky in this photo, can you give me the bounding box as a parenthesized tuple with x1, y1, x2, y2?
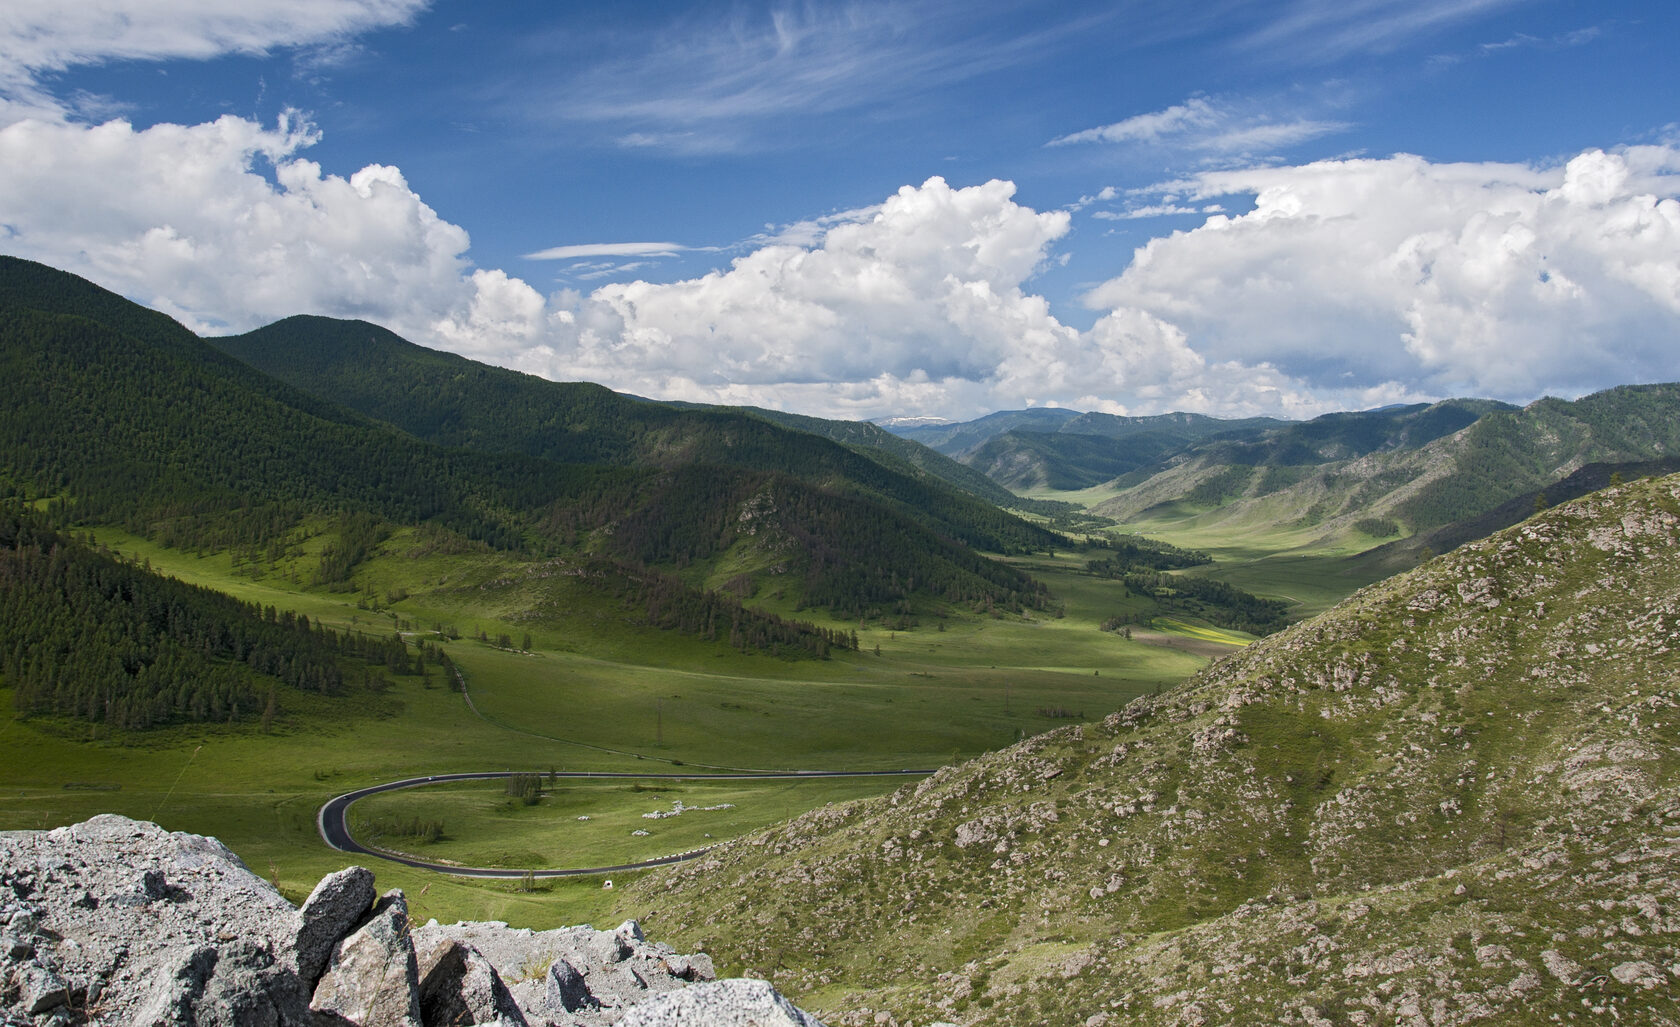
(1, 1, 1677, 421)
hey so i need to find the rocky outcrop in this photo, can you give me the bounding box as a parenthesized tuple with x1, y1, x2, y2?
(310, 889, 424, 1026)
(617, 979, 826, 1027)
(411, 917, 722, 1025)
(0, 815, 822, 1026)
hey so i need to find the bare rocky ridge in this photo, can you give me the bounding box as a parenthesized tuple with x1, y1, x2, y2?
(0, 816, 822, 1026)
(632, 474, 1680, 1024)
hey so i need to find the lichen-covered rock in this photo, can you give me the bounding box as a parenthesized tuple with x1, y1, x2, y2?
(546, 956, 598, 1014)
(0, 815, 310, 1026)
(295, 865, 376, 988)
(416, 936, 527, 1027)
(414, 918, 726, 1026)
(0, 816, 824, 1027)
(310, 889, 423, 1027)
(617, 978, 826, 1027)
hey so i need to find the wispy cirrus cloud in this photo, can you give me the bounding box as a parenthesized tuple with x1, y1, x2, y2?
(0, 0, 429, 122)
(1427, 23, 1607, 69)
(516, 1, 1128, 154)
(1236, 0, 1532, 63)
(1092, 204, 1212, 221)
(524, 241, 687, 260)
(1048, 95, 1350, 158)
(1050, 99, 1223, 147)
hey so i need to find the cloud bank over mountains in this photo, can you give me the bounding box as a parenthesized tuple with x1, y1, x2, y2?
(1, 106, 1675, 421)
(0, 1, 1676, 421)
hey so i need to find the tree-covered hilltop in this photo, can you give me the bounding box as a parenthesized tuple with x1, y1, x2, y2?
(213, 315, 1060, 556)
(0, 508, 433, 730)
(1391, 384, 1680, 530)
(0, 256, 1047, 624)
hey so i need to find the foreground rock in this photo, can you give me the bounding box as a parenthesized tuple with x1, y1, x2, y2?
(0, 815, 822, 1026)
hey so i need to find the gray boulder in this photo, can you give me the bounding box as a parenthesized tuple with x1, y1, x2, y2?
(414, 918, 721, 1024)
(1, 817, 830, 1027)
(310, 889, 423, 1027)
(417, 936, 527, 1027)
(1, 815, 309, 1026)
(546, 956, 599, 1014)
(617, 978, 827, 1027)
(17, 961, 68, 1016)
(295, 865, 376, 987)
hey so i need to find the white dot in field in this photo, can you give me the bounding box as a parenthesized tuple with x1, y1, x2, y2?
(603, 879, 614, 890)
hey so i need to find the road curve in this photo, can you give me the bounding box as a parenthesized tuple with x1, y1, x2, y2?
(317, 769, 930, 879)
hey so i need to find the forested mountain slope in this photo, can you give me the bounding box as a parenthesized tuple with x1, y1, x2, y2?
(628, 473, 1680, 1025)
(0, 257, 1047, 623)
(214, 315, 1059, 557)
(0, 508, 391, 730)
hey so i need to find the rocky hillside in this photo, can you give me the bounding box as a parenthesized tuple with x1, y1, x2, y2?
(628, 474, 1680, 1025)
(0, 815, 823, 1026)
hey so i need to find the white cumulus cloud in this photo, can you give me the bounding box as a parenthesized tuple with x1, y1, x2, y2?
(0, 113, 474, 335)
(1087, 147, 1680, 400)
(3, 109, 1676, 423)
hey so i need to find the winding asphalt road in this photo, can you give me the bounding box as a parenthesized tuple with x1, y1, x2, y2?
(317, 769, 930, 879)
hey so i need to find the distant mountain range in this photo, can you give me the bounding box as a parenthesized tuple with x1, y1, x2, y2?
(882, 386, 1680, 563)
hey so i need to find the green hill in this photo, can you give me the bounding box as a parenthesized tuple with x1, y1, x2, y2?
(729, 405, 1076, 517)
(622, 473, 1680, 1025)
(964, 427, 1208, 491)
(213, 315, 1060, 557)
(889, 409, 1286, 491)
(0, 257, 1048, 635)
(999, 401, 1497, 496)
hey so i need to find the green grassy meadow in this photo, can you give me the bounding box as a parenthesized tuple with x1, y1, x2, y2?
(1019, 484, 1391, 620)
(351, 776, 904, 871)
(0, 522, 1216, 928)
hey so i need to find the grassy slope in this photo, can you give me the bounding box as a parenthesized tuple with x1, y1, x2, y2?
(617, 474, 1680, 1026)
(0, 524, 1208, 927)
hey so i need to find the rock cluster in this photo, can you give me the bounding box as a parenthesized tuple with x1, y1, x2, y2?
(0, 815, 822, 1026)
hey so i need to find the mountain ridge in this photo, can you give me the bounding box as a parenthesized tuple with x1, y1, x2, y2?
(1091, 384, 1680, 554)
(213, 314, 1061, 557)
(0, 257, 1049, 632)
